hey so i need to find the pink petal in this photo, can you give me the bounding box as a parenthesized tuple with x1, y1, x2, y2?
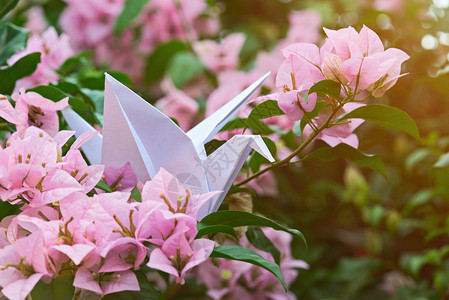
(102, 270, 140, 295)
(323, 26, 359, 61)
(359, 25, 384, 55)
(1, 273, 44, 300)
(73, 267, 103, 295)
(52, 130, 75, 147)
(180, 239, 215, 279)
(0, 98, 18, 124)
(51, 243, 95, 265)
(99, 254, 133, 273)
(71, 131, 99, 150)
(147, 248, 179, 278)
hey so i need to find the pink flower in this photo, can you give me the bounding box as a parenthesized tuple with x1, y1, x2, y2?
(103, 162, 137, 192)
(197, 228, 308, 300)
(0, 245, 44, 300)
(374, 0, 404, 13)
(193, 33, 246, 72)
(24, 7, 48, 34)
(141, 168, 218, 218)
(8, 27, 74, 90)
(323, 25, 409, 92)
(283, 10, 322, 46)
(73, 266, 139, 296)
(60, 0, 125, 49)
(62, 132, 105, 193)
(10, 88, 68, 136)
(147, 224, 214, 284)
(278, 90, 317, 121)
(304, 103, 365, 148)
(138, 0, 206, 51)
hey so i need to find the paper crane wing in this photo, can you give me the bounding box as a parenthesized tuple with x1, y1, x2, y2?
(102, 74, 208, 192)
(187, 72, 270, 158)
(196, 135, 275, 220)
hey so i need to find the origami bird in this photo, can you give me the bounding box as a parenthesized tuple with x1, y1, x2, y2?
(62, 73, 274, 219)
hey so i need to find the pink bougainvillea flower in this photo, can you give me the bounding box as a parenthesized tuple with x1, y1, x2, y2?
(8, 27, 74, 90)
(11, 88, 68, 136)
(0, 95, 18, 124)
(141, 168, 219, 218)
(148, 225, 214, 284)
(278, 90, 317, 121)
(367, 48, 410, 97)
(138, 0, 206, 51)
(73, 266, 139, 296)
(193, 33, 245, 72)
(283, 10, 322, 45)
(278, 44, 324, 90)
(304, 103, 365, 148)
(323, 25, 409, 93)
(197, 228, 307, 300)
(103, 162, 137, 192)
(0, 245, 44, 300)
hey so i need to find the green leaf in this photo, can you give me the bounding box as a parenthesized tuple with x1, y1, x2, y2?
(246, 226, 281, 264)
(95, 180, 112, 192)
(58, 51, 94, 77)
(131, 185, 142, 202)
(339, 104, 420, 141)
(198, 210, 307, 249)
(168, 52, 205, 87)
(103, 270, 164, 300)
(302, 143, 387, 179)
(220, 117, 246, 132)
(30, 271, 75, 300)
(308, 79, 341, 100)
(195, 223, 237, 239)
(144, 40, 187, 84)
(204, 139, 226, 156)
(211, 245, 287, 291)
(0, 52, 41, 94)
(0, 0, 19, 20)
(0, 22, 28, 66)
(245, 100, 285, 134)
(0, 201, 21, 221)
(114, 0, 150, 34)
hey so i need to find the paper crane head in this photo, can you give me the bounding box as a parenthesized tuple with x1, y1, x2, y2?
(62, 73, 274, 219)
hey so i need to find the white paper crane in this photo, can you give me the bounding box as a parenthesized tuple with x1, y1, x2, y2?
(62, 73, 274, 220)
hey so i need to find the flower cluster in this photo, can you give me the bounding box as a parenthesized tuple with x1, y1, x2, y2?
(197, 228, 309, 300)
(265, 25, 409, 148)
(0, 144, 217, 299)
(7, 27, 74, 91)
(275, 25, 409, 122)
(0, 91, 220, 298)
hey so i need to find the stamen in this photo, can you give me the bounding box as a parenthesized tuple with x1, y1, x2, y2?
(290, 72, 298, 90)
(78, 172, 89, 183)
(160, 194, 175, 213)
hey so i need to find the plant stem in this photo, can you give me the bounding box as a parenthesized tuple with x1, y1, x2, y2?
(236, 102, 344, 187)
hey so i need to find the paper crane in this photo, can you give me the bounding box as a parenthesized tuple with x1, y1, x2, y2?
(62, 73, 274, 220)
